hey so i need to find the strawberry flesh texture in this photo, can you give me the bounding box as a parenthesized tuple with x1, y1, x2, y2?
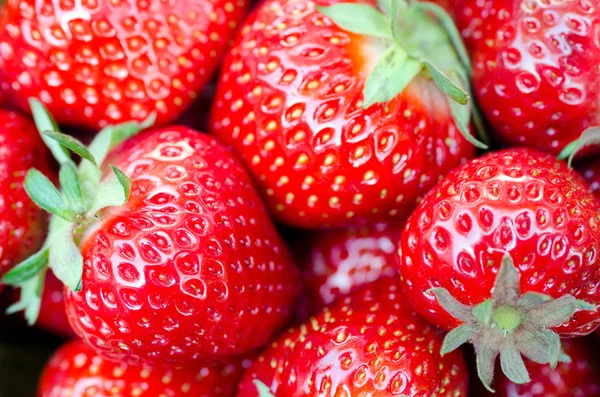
(210, 0, 476, 229)
(237, 278, 469, 396)
(400, 148, 600, 336)
(38, 340, 246, 397)
(579, 159, 600, 200)
(64, 127, 299, 365)
(0, 0, 248, 130)
(451, 0, 600, 155)
(0, 110, 52, 292)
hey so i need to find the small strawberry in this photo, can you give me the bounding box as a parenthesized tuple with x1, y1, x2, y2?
(0, 0, 248, 130)
(578, 159, 600, 200)
(0, 110, 52, 294)
(484, 338, 600, 397)
(2, 100, 299, 366)
(449, 0, 600, 155)
(38, 340, 246, 397)
(398, 148, 600, 390)
(210, 0, 485, 229)
(239, 277, 469, 397)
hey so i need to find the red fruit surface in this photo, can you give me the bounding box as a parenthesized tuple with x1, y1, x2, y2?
(0, 0, 248, 130)
(38, 340, 245, 397)
(0, 110, 52, 293)
(579, 159, 600, 200)
(37, 272, 75, 338)
(399, 148, 600, 336)
(486, 338, 600, 397)
(300, 222, 402, 315)
(450, 0, 600, 155)
(210, 0, 476, 229)
(64, 126, 299, 365)
(238, 277, 469, 396)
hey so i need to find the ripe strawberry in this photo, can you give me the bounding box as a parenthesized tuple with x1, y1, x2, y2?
(210, 0, 484, 229)
(38, 340, 246, 397)
(483, 338, 600, 397)
(299, 221, 402, 316)
(3, 100, 299, 366)
(449, 0, 600, 155)
(399, 148, 600, 390)
(238, 277, 469, 396)
(0, 110, 52, 293)
(0, 0, 248, 130)
(578, 159, 600, 200)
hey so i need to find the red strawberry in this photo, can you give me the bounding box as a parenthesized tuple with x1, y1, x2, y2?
(0, 110, 52, 293)
(299, 221, 402, 316)
(210, 0, 483, 229)
(0, 0, 248, 130)
(38, 340, 247, 397)
(398, 148, 600, 390)
(449, 0, 600, 155)
(578, 159, 600, 200)
(238, 277, 469, 396)
(484, 338, 600, 397)
(3, 101, 299, 366)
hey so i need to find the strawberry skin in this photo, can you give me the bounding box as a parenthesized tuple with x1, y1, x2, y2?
(238, 278, 469, 396)
(451, 0, 600, 155)
(0, 110, 52, 291)
(37, 272, 76, 338)
(210, 0, 477, 229)
(0, 0, 248, 130)
(64, 126, 299, 365)
(579, 159, 600, 200)
(38, 340, 246, 397)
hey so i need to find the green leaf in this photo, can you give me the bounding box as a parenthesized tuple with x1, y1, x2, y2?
(86, 173, 130, 216)
(362, 45, 423, 108)
(2, 248, 49, 285)
(449, 97, 487, 150)
(517, 292, 552, 309)
(28, 98, 71, 164)
(6, 271, 45, 325)
(390, 0, 400, 42)
(430, 288, 474, 322)
(491, 254, 521, 304)
(424, 61, 469, 105)
(526, 295, 579, 328)
(516, 326, 560, 366)
(48, 223, 83, 292)
(316, 4, 393, 39)
(557, 126, 600, 167)
(475, 334, 500, 393)
(441, 323, 476, 355)
(109, 165, 131, 200)
(500, 344, 530, 385)
(25, 169, 75, 221)
(253, 380, 275, 397)
(59, 161, 86, 213)
(472, 299, 493, 326)
(43, 131, 97, 166)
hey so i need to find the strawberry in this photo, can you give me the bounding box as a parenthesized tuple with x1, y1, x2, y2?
(2, 100, 299, 366)
(398, 148, 600, 390)
(210, 0, 485, 229)
(0, 110, 52, 293)
(0, 0, 248, 130)
(239, 277, 469, 396)
(449, 0, 600, 156)
(579, 159, 600, 200)
(38, 340, 246, 397)
(299, 221, 402, 316)
(483, 338, 600, 397)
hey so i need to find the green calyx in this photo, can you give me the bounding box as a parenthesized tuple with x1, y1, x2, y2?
(557, 125, 600, 166)
(317, 0, 489, 149)
(431, 254, 597, 392)
(1, 98, 155, 324)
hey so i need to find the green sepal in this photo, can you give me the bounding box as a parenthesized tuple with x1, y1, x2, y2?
(48, 219, 83, 292)
(29, 98, 70, 164)
(500, 344, 530, 385)
(362, 45, 423, 108)
(316, 4, 393, 39)
(2, 248, 49, 285)
(43, 131, 97, 166)
(109, 165, 132, 200)
(441, 323, 476, 355)
(390, 0, 401, 42)
(423, 61, 469, 105)
(86, 168, 131, 216)
(59, 161, 86, 214)
(557, 126, 600, 166)
(253, 380, 275, 397)
(6, 271, 45, 325)
(472, 299, 493, 326)
(25, 169, 75, 221)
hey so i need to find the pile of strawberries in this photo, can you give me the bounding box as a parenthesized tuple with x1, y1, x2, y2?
(0, 0, 599, 396)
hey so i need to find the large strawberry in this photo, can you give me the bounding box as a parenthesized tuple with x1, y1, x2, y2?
(0, 110, 52, 294)
(0, 0, 248, 130)
(38, 340, 246, 397)
(449, 0, 600, 156)
(2, 100, 299, 365)
(579, 159, 600, 200)
(398, 148, 600, 390)
(210, 0, 485, 229)
(239, 277, 469, 396)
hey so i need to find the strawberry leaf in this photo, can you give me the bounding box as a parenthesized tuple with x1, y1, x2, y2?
(253, 380, 275, 397)
(557, 126, 600, 166)
(29, 98, 70, 164)
(500, 344, 530, 385)
(86, 170, 130, 216)
(441, 323, 476, 355)
(59, 161, 86, 213)
(25, 169, 75, 221)
(49, 222, 83, 292)
(390, 0, 400, 42)
(109, 165, 131, 200)
(316, 4, 393, 39)
(2, 248, 49, 285)
(362, 45, 423, 108)
(424, 61, 469, 105)
(6, 271, 45, 325)
(475, 334, 499, 393)
(43, 131, 97, 166)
